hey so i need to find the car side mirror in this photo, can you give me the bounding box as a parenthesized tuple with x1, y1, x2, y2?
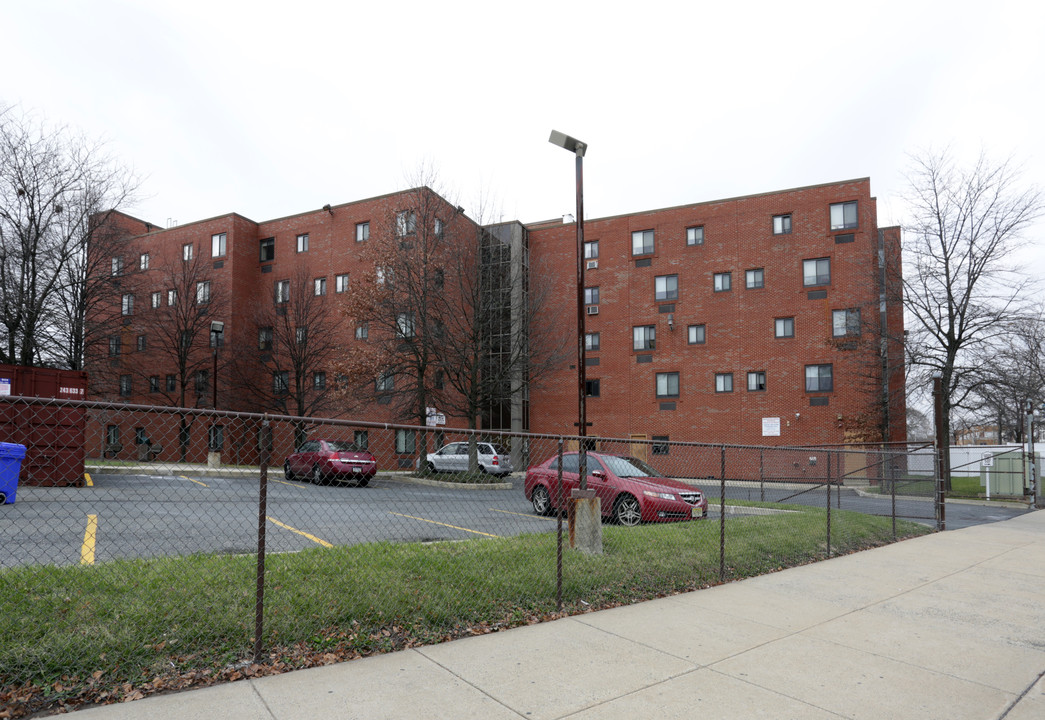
(591, 470, 606, 480)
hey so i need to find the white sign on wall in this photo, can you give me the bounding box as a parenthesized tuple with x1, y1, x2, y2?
(0, 378, 10, 396)
(762, 417, 781, 437)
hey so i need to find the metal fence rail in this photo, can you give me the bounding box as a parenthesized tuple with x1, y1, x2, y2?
(0, 395, 938, 715)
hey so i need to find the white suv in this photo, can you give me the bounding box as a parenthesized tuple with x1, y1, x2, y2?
(425, 442, 513, 477)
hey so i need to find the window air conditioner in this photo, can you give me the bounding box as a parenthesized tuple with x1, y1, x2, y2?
(586, 305, 600, 315)
(586, 260, 598, 270)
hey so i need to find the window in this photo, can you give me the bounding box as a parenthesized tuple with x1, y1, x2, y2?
(356, 222, 369, 242)
(396, 313, 416, 338)
(376, 267, 387, 285)
(258, 327, 272, 351)
(688, 324, 705, 345)
(275, 280, 289, 304)
(296, 326, 307, 345)
(182, 243, 193, 261)
(179, 331, 191, 350)
(584, 287, 600, 305)
(106, 424, 119, 445)
(376, 371, 393, 392)
(656, 372, 679, 398)
(196, 281, 210, 305)
(314, 277, 327, 296)
(313, 371, 326, 390)
(296, 233, 309, 253)
(354, 430, 369, 450)
(584, 240, 599, 259)
(434, 268, 444, 290)
(335, 274, 349, 293)
(745, 268, 764, 289)
(633, 325, 656, 351)
(805, 364, 834, 392)
(166, 374, 176, 392)
(210, 326, 223, 348)
(585, 379, 600, 397)
(632, 229, 654, 255)
(209, 425, 224, 451)
(686, 226, 704, 246)
(832, 308, 861, 337)
(395, 429, 416, 454)
(714, 272, 732, 292)
(652, 436, 670, 455)
(775, 317, 795, 338)
(396, 210, 416, 236)
(747, 371, 766, 392)
(773, 214, 792, 235)
(119, 375, 132, 397)
(151, 291, 161, 309)
(434, 370, 445, 390)
(109, 335, 121, 356)
(121, 294, 134, 315)
(111, 256, 123, 276)
(830, 201, 858, 230)
(585, 332, 600, 351)
(434, 218, 444, 237)
(655, 275, 678, 301)
(195, 370, 209, 393)
(212, 232, 226, 258)
(136, 334, 146, 352)
(803, 258, 831, 286)
(355, 324, 368, 340)
(715, 373, 733, 393)
(273, 371, 289, 393)
(149, 376, 159, 393)
(167, 289, 177, 306)
(139, 253, 150, 271)
(259, 237, 274, 262)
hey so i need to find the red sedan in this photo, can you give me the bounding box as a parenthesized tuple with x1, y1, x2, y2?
(524, 452, 708, 525)
(284, 439, 377, 486)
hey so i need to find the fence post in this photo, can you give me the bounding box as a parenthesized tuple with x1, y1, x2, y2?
(826, 453, 832, 558)
(556, 438, 564, 612)
(759, 447, 765, 502)
(719, 445, 726, 583)
(253, 417, 270, 664)
(890, 453, 897, 538)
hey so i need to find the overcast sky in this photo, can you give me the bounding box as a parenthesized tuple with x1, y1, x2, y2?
(3, 0, 1043, 259)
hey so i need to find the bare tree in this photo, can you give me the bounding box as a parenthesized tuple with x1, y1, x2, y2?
(903, 149, 1043, 487)
(0, 105, 139, 368)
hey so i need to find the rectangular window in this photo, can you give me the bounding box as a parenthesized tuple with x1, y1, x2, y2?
(106, 424, 119, 445)
(149, 376, 159, 393)
(434, 370, 445, 390)
(688, 324, 705, 345)
(136, 334, 146, 352)
(631, 229, 654, 256)
(633, 325, 656, 351)
(584, 240, 599, 259)
(179, 331, 191, 350)
(747, 371, 767, 392)
(376, 371, 393, 392)
(258, 327, 273, 351)
(585, 379, 600, 397)
(166, 374, 176, 392)
(354, 430, 369, 450)
(830, 201, 858, 230)
(832, 308, 861, 337)
(209, 425, 224, 451)
(273, 371, 289, 393)
(656, 372, 679, 398)
(775, 317, 795, 338)
(686, 226, 704, 246)
(650, 436, 669, 455)
(803, 258, 831, 287)
(313, 371, 326, 390)
(655, 275, 678, 301)
(196, 281, 210, 305)
(584, 287, 600, 305)
(434, 218, 444, 237)
(773, 214, 792, 235)
(151, 291, 161, 309)
(355, 324, 368, 340)
(212, 232, 226, 258)
(121, 294, 134, 315)
(119, 375, 132, 397)
(296, 233, 309, 253)
(195, 370, 209, 393)
(714, 272, 732, 292)
(139, 253, 150, 271)
(275, 280, 289, 304)
(745, 268, 764, 289)
(335, 274, 349, 293)
(259, 237, 274, 262)
(296, 326, 307, 345)
(356, 222, 369, 242)
(182, 243, 193, 262)
(111, 256, 123, 276)
(109, 335, 120, 356)
(395, 429, 416, 454)
(314, 277, 327, 296)
(396, 211, 417, 236)
(805, 364, 834, 392)
(168, 289, 176, 306)
(585, 332, 600, 351)
(397, 312, 416, 338)
(715, 373, 733, 393)
(210, 326, 223, 348)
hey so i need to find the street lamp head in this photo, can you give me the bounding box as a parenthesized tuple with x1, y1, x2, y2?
(549, 130, 587, 157)
(211, 320, 225, 335)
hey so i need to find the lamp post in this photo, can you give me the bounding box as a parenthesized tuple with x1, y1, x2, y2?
(932, 371, 946, 530)
(548, 129, 589, 490)
(211, 321, 224, 410)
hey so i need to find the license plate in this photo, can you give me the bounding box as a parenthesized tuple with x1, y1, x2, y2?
(352, 467, 361, 473)
(691, 507, 701, 518)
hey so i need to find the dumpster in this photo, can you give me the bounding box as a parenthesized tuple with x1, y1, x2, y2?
(0, 442, 27, 504)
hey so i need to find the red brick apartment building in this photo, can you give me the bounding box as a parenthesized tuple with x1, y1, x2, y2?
(87, 178, 905, 464)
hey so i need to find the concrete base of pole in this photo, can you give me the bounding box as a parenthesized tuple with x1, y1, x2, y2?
(568, 489, 603, 555)
(207, 451, 221, 468)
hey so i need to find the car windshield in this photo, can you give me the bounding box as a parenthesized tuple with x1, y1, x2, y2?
(326, 441, 360, 453)
(600, 455, 661, 478)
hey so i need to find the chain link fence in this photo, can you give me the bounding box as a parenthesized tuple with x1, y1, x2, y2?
(1, 395, 939, 715)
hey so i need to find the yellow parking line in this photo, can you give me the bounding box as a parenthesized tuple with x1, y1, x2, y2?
(270, 478, 305, 488)
(267, 517, 333, 547)
(489, 508, 544, 519)
(390, 512, 500, 538)
(81, 514, 97, 565)
(84, 473, 93, 487)
(178, 475, 208, 487)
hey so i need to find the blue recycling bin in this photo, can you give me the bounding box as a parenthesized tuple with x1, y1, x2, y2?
(0, 442, 26, 504)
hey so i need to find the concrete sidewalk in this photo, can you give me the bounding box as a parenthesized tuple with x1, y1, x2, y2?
(75, 513, 1045, 720)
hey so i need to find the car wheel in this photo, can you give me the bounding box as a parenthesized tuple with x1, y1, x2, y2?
(613, 494, 642, 526)
(531, 485, 552, 516)
(311, 465, 324, 485)
(425, 461, 437, 474)
(283, 461, 295, 481)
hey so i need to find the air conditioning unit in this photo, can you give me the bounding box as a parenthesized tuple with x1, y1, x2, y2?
(586, 305, 600, 315)
(586, 260, 598, 270)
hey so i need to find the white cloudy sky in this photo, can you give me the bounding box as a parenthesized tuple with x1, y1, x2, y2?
(3, 0, 1043, 257)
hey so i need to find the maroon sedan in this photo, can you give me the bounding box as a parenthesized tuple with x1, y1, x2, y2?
(284, 439, 376, 486)
(524, 452, 708, 525)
